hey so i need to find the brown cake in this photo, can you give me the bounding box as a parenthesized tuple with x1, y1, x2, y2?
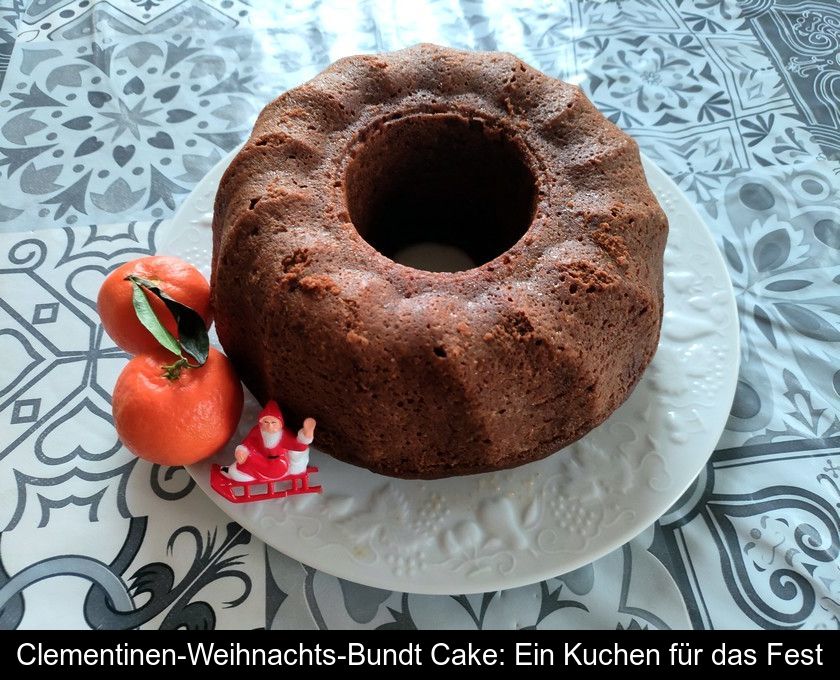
(211, 44, 668, 479)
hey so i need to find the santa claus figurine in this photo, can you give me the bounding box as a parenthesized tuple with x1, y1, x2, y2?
(221, 401, 316, 488)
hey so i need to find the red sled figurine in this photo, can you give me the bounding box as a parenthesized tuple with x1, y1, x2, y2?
(211, 400, 322, 503)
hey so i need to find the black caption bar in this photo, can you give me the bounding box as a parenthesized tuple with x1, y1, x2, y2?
(3, 631, 835, 674)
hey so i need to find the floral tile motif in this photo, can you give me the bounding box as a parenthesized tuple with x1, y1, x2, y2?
(0, 31, 265, 229)
(672, 0, 747, 33)
(18, 0, 253, 42)
(582, 32, 730, 130)
(636, 110, 818, 217)
(703, 34, 788, 115)
(713, 162, 840, 447)
(746, 0, 840, 163)
(575, 0, 683, 33)
(579, 28, 811, 144)
(634, 125, 743, 217)
(574, 21, 826, 220)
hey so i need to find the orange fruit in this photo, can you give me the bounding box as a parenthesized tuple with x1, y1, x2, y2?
(98, 256, 212, 356)
(113, 348, 243, 466)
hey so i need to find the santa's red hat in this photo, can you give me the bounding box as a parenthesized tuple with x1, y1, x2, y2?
(259, 400, 284, 425)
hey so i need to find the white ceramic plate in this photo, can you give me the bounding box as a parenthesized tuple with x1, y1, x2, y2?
(161, 148, 739, 595)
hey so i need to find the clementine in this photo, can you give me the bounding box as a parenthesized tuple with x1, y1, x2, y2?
(98, 256, 211, 355)
(113, 348, 243, 466)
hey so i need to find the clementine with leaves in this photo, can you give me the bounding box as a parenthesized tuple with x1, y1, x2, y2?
(101, 255, 243, 466)
(97, 256, 212, 355)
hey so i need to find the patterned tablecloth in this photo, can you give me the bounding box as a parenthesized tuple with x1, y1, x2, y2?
(0, 0, 838, 630)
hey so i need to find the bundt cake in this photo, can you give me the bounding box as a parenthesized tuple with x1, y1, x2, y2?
(211, 44, 668, 479)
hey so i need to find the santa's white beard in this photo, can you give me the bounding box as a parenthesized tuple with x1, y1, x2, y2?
(261, 429, 281, 449)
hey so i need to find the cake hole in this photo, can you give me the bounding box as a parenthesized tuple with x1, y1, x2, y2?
(344, 113, 537, 272)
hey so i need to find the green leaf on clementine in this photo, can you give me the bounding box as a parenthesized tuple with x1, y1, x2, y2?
(127, 275, 210, 366)
(130, 280, 182, 357)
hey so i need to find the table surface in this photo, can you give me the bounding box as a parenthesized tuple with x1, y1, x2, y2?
(0, 0, 838, 630)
